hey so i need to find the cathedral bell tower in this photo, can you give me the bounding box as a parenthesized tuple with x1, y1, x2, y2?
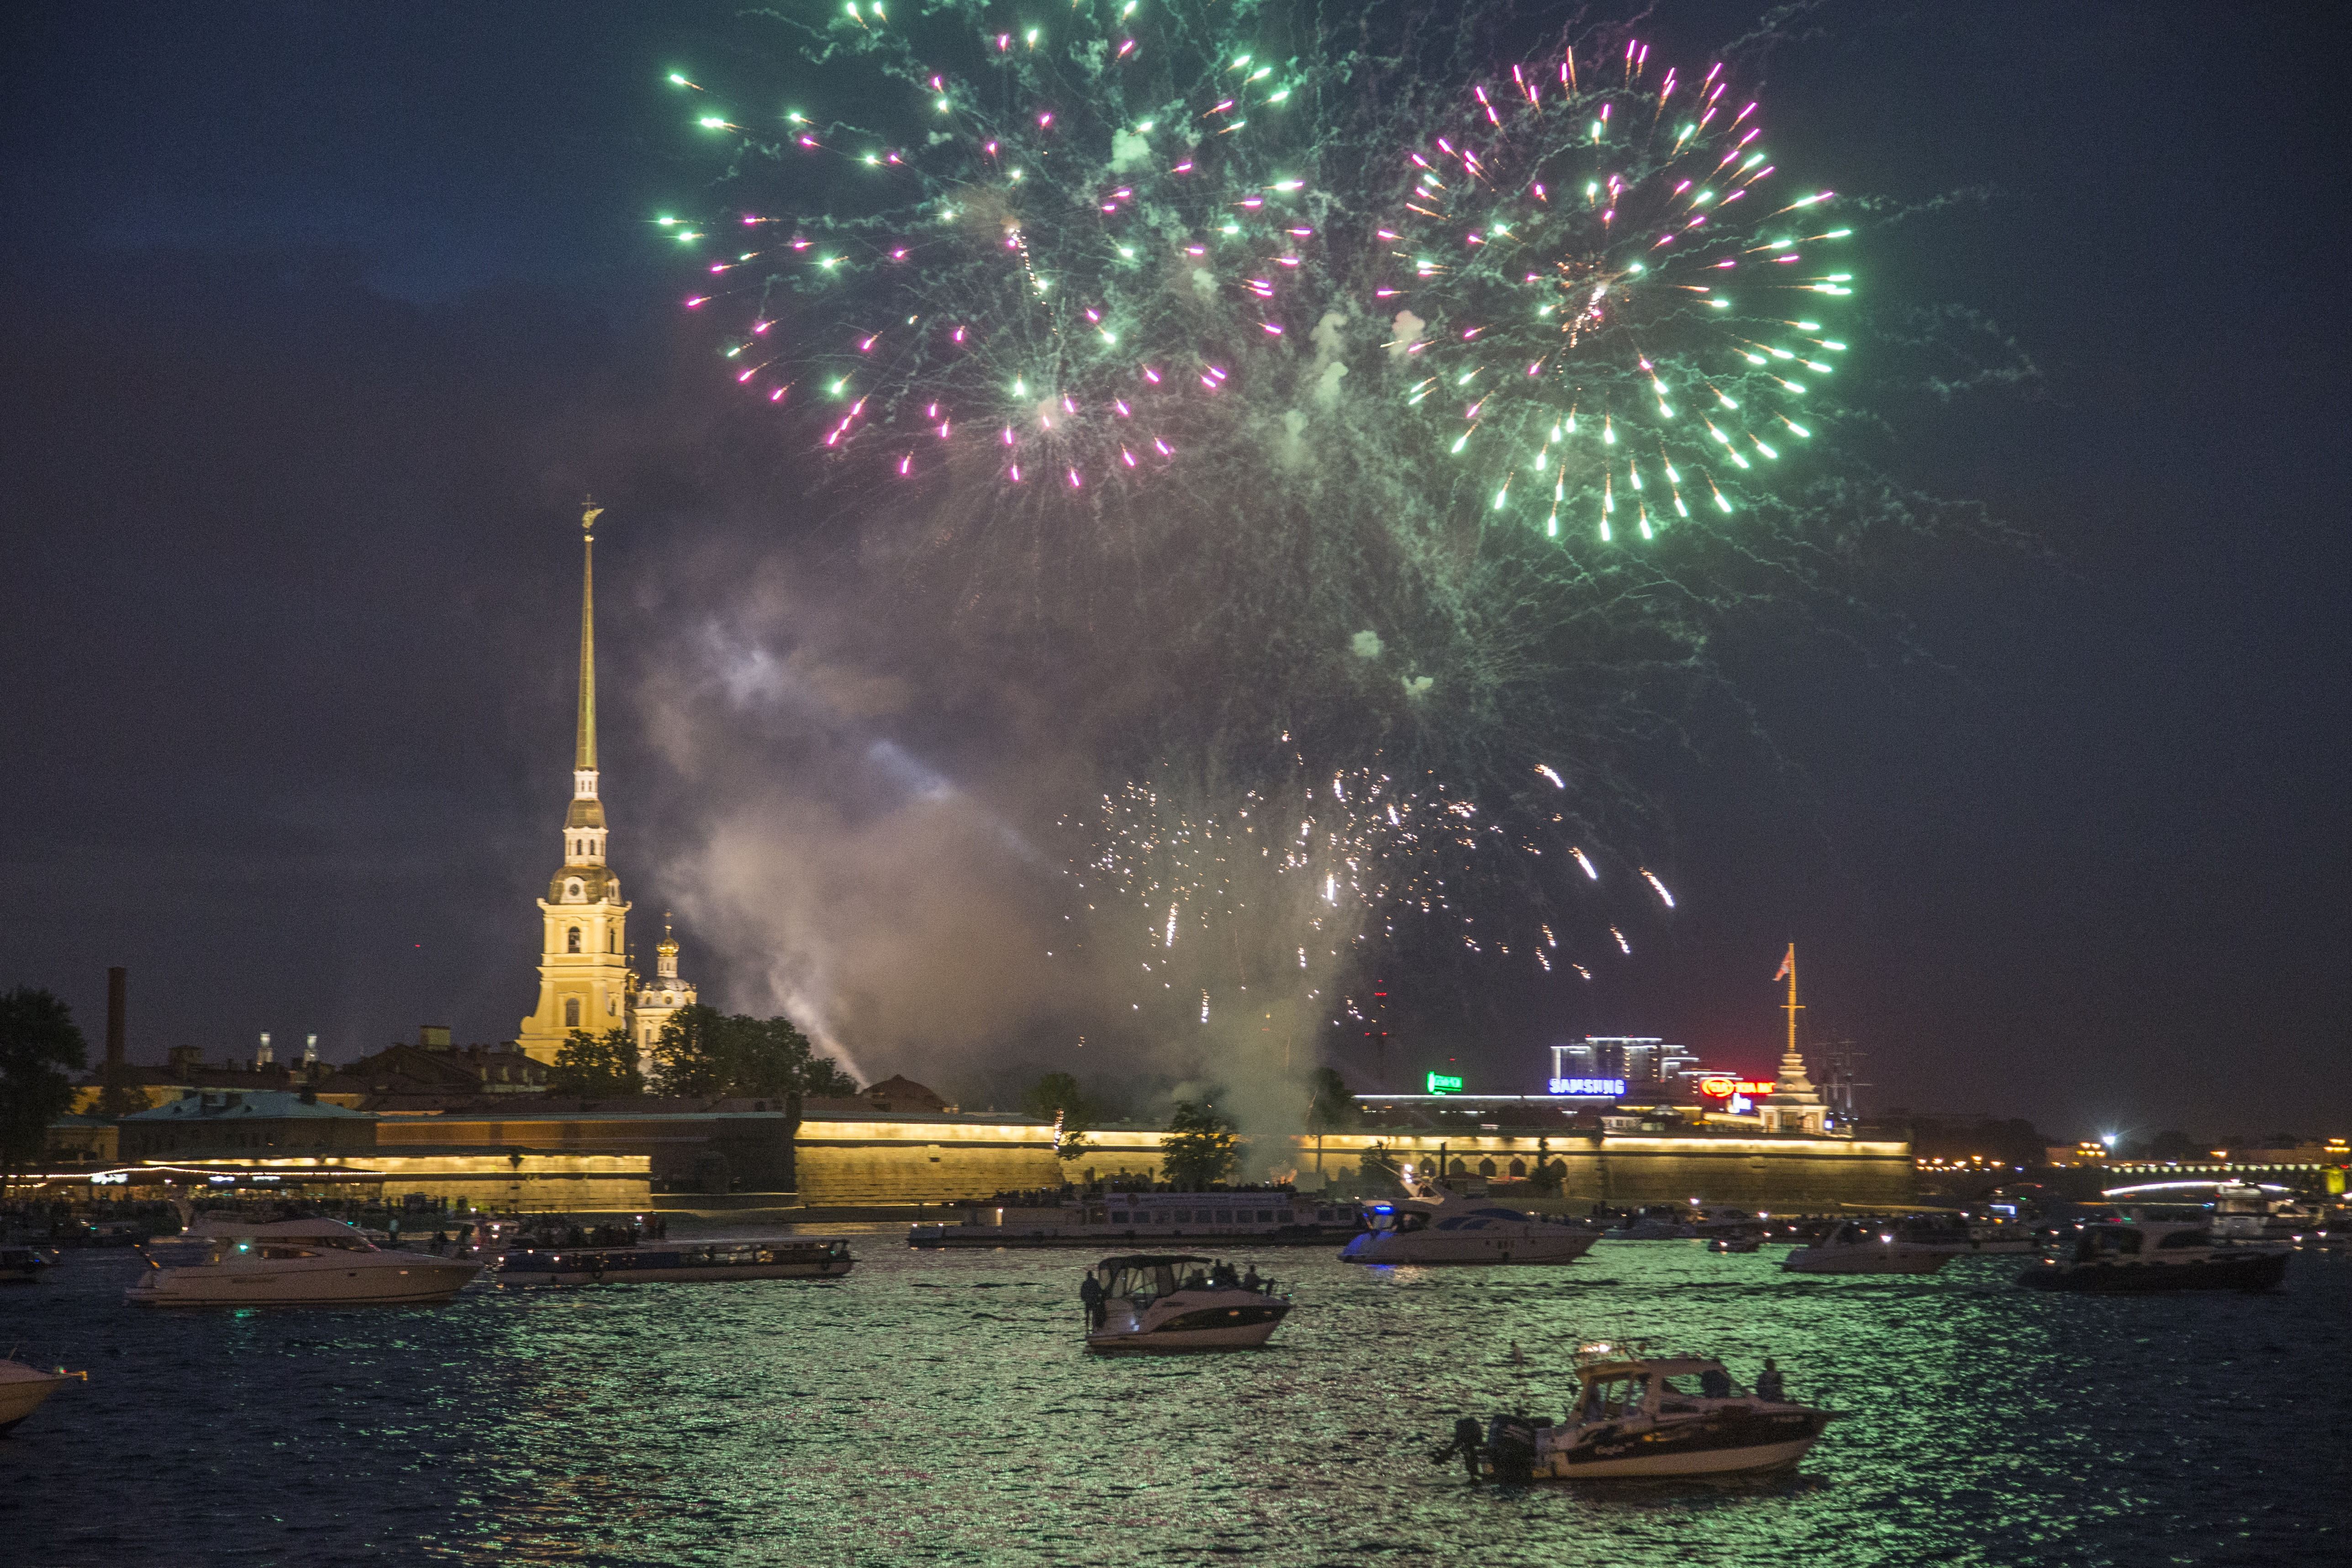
(517, 501, 634, 1063)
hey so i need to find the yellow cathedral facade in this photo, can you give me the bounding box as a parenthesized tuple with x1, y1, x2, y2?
(515, 502, 696, 1066)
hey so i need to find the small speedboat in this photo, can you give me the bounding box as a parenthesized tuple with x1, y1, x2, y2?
(1780, 1221, 1950, 1275)
(2018, 1221, 2290, 1293)
(0, 1358, 87, 1434)
(0, 1246, 57, 1283)
(496, 1238, 854, 1285)
(1341, 1183, 1599, 1266)
(1082, 1254, 1292, 1354)
(1445, 1347, 1840, 1481)
(1707, 1230, 1765, 1255)
(125, 1217, 482, 1307)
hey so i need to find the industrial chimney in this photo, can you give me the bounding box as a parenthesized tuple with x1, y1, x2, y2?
(105, 966, 127, 1073)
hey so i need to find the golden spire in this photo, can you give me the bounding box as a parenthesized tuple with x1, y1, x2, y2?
(576, 498, 602, 772)
(658, 911, 679, 958)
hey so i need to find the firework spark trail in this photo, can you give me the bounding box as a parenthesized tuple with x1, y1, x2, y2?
(656, 4, 1926, 1007)
(1379, 40, 1853, 541)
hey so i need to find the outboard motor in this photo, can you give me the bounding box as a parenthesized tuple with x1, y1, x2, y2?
(1485, 1413, 1539, 1483)
(1433, 1416, 1485, 1480)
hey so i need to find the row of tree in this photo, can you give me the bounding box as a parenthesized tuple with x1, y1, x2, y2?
(550, 1004, 859, 1101)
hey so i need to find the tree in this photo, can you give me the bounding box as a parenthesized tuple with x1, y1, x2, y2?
(649, 1005, 858, 1099)
(1304, 1068, 1358, 1135)
(1, 987, 88, 1186)
(1160, 1100, 1238, 1190)
(1024, 1072, 1098, 1161)
(551, 1028, 645, 1098)
(1302, 1067, 1356, 1179)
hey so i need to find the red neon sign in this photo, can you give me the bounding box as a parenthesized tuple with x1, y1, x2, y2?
(1698, 1077, 1776, 1098)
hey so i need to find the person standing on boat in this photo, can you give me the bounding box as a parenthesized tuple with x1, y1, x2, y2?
(1241, 1265, 1261, 1293)
(1080, 1270, 1106, 1329)
(1755, 1359, 1785, 1402)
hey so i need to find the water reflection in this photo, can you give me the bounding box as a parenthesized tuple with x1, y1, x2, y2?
(4, 1238, 2347, 1565)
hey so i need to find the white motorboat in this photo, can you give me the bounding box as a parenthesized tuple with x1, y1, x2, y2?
(125, 1217, 483, 1307)
(1341, 1183, 1599, 1266)
(2018, 1220, 2291, 1293)
(1082, 1254, 1292, 1354)
(1780, 1221, 1950, 1275)
(1445, 1348, 1840, 1480)
(0, 1358, 87, 1434)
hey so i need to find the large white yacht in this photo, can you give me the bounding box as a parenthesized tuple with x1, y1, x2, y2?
(1779, 1220, 1951, 1275)
(1340, 1183, 1599, 1266)
(125, 1217, 483, 1308)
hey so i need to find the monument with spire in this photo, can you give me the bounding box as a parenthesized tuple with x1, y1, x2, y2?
(516, 501, 693, 1065)
(1756, 943, 1830, 1135)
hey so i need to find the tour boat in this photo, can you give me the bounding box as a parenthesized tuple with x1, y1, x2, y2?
(1340, 1183, 1599, 1266)
(496, 1238, 854, 1285)
(1779, 1220, 1951, 1275)
(0, 1358, 86, 1435)
(124, 1217, 483, 1307)
(910, 1190, 1365, 1249)
(2017, 1221, 2291, 1293)
(1893, 1214, 2036, 1255)
(0, 1246, 57, 1283)
(1082, 1254, 1293, 1354)
(1449, 1347, 1840, 1481)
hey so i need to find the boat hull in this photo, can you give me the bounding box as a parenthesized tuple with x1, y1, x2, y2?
(2017, 1250, 2290, 1293)
(0, 1375, 74, 1434)
(1086, 1293, 1292, 1354)
(1535, 1431, 1825, 1479)
(1516, 1408, 1839, 1480)
(125, 1259, 483, 1307)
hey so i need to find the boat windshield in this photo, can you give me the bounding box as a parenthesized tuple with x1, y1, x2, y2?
(1577, 1374, 1644, 1420)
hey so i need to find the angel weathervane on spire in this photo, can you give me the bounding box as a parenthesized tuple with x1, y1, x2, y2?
(582, 495, 604, 538)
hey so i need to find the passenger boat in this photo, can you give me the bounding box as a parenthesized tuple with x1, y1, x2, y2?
(0, 1246, 57, 1283)
(1340, 1183, 1599, 1266)
(1082, 1254, 1292, 1354)
(1448, 1347, 1840, 1480)
(1780, 1220, 1950, 1275)
(910, 1190, 1365, 1249)
(496, 1238, 854, 1285)
(124, 1217, 483, 1307)
(2017, 1221, 2291, 1293)
(0, 1358, 86, 1434)
(1893, 1214, 2036, 1255)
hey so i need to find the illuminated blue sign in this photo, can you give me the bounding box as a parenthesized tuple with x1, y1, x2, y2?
(1548, 1077, 1627, 1097)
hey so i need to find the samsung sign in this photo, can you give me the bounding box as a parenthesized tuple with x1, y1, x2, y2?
(1549, 1077, 1628, 1097)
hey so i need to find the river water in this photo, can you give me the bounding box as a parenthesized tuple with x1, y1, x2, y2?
(4, 1229, 2346, 1566)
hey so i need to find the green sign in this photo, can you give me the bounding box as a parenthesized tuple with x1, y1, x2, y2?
(1426, 1072, 1464, 1094)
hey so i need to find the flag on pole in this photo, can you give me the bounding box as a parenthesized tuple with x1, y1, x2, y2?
(1772, 945, 1794, 982)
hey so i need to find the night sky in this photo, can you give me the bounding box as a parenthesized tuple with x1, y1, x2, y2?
(3, 2, 2344, 1140)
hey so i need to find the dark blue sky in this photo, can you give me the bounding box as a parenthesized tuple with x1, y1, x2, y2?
(1, 1, 2344, 1137)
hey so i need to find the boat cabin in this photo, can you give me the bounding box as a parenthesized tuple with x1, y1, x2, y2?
(1573, 1357, 1741, 1423)
(1095, 1254, 1214, 1305)
(2066, 1221, 2211, 1261)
